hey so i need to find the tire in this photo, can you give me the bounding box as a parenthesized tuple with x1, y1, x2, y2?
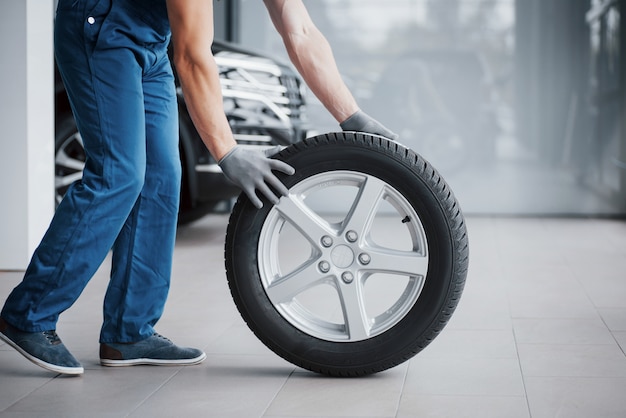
(225, 132, 469, 377)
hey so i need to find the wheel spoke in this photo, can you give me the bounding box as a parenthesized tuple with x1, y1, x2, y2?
(363, 247, 428, 278)
(276, 195, 334, 243)
(55, 172, 83, 188)
(56, 149, 86, 172)
(343, 176, 386, 237)
(266, 261, 326, 304)
(337, 282, 370, 340)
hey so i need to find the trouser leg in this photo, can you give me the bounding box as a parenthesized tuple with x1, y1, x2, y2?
(100, 55, 181, 343)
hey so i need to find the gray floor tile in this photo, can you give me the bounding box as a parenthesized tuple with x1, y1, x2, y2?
(598, 307, 626, 331)
(418, 329, 518, 360)
(512, 318, 615, 345)
(517, 343, 626, 377)
(130, 355, 294, 418)
(505, 265, 600, 319)
(204, 322, 278, 356)
(397, 394, 530, 418)
(404, 357, 525, 397)
(0, 351, 57, 412)
(574, 266, 626, 309)
(614, 331, 626, 352)
(525, 376, 626, 418)
(264, 365, 407, 417)
(3, 366, 181, 417)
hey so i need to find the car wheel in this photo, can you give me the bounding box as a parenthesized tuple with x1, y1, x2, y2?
(225, 132, 469, 376)
(55, 115, 85, 207)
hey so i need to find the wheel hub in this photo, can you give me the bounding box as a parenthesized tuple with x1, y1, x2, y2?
(330, 245, 354, 269)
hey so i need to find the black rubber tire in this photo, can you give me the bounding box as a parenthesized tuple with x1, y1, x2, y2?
(225, 132, 469, 376)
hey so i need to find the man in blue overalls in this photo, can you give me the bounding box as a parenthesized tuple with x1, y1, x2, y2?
(0, 0, 396, 375)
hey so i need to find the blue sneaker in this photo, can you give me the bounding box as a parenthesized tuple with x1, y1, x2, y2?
(0, 317, 84, 375)
(100, 333, 206, 367)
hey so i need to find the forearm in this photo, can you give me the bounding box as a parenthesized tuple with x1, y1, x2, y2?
(284, 29, 358, 123)
(174, 56, 236, 161)
(167, 0, 236, 161)
(264, 0, 358, 123)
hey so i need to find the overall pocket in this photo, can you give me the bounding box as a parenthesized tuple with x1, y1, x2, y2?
(82, 0, 112, 55)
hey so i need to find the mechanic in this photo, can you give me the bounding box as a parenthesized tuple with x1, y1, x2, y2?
(0, 0, 397, 375)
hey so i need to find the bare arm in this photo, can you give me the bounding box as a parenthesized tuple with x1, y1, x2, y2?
(263, 0, 359, 123)
(166, 0, 235, 161)
(166, 0, 295, 208)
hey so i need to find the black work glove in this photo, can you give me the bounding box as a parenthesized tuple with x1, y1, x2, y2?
(340, 110, 399, 141)
(219, 146, 295, 209)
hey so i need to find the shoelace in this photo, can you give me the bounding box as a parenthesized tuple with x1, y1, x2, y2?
(153, 333, 173, 344)
(43, 330, 61, 345)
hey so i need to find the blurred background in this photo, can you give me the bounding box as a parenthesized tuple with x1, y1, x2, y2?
(229, 0, 626, 216)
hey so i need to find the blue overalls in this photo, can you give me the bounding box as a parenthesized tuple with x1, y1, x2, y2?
(1, 0, 181, 343)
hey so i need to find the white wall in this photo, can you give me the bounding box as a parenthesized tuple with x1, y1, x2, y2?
(0, 1, 55, 270)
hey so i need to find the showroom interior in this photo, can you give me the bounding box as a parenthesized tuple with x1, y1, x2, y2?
(1, 0, 625, 417)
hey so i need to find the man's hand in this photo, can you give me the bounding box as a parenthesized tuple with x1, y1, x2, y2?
(219, 146, 295, 208)
(340, 110, 399, 141)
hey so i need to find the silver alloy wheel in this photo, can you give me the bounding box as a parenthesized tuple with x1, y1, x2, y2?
(55, 131, 85, 205)
(257, 170, 429, 342)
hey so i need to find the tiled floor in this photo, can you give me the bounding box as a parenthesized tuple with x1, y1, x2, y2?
(1, 215, 625, 417)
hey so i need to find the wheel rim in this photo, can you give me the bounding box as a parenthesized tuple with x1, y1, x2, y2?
(258, 170, 429, 342)
(55, 131, 85, 205)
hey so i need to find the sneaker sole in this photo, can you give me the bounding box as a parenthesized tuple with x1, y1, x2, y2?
(100, 352, 207, 367)
(0, 331, 84, 375)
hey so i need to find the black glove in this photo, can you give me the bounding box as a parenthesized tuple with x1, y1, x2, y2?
(219, 146, 295, 208)
(340, 110, 399, 141)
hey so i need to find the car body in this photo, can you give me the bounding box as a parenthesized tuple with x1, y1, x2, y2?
(54, 40, 310, 223)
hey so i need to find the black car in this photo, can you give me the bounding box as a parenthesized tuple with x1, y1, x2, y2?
(54, 40, 310, 223)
